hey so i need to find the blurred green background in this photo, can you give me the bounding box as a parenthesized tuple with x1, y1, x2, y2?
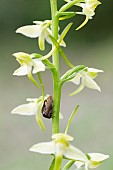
(0, 0, 113, 169)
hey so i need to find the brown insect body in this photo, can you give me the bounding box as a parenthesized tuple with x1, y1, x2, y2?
(41, 96, 53, 119)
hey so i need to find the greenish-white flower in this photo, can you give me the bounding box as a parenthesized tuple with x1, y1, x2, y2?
(64, 0, 101, 30)
(74, 153, 109, 169)
(16, 20, 66, 50)
(29, 133, 88, 162)
(11, 96, 48, 131)
(70, 68, 103, 95)
(76, 0, 101, 19)
(13, 52, 45, 76)
(76, 0, 101, 30)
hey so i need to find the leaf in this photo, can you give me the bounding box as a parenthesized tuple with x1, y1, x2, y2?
(62, 160, 75, 170)
(49, 35, 74, 68)
(49, 157, 55, 170)
(65, 105, 79, 134)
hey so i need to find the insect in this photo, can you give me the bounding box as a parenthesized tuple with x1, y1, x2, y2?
(41, 96, 53, 119)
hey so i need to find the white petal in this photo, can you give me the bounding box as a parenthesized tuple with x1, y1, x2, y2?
(13, 65, 31, 76)
(64, 145, 88, 162)
(88, 153, 109, 162)
(45, 28, 52, 44)
(29, 141, 55, 154)
(88, 68, 103, 73)
(45, 36, 52, 44)
(83, 6, 95, 18)
(13, 52, 30, 59)
(27, 98, 38, 102)
(16, 25, 41, 38)
(32, 60, 45, 74)
(11, 102, 37, 116)
(74, 161, 85, 168)
(33, 21, 43, 25)
(59, 112, 63, 119)
(70, 73, 82, 85)
(82, 73, 101, 91)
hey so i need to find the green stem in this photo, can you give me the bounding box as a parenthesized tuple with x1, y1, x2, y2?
(50, 0, 59, 71)
(52, 68, 61, 134)
(54, 154, 63, 170)
(50, 0, 61, 135)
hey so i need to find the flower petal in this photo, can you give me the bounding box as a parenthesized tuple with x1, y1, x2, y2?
(36, 113, 45, 131)
(87, 68, 103, 78)
(74, 161, 85, 169)
(88, 68, 103, 73)
(69, 83, 84, 96)
(11, 102, 37, 115)
(32, 60, 45, 74)
(13, 52, 32, 65)
(87, 153, 109, 169)
(64, 145, 88, 162)
(13, 65, 31, 76)
(88, 153, 109, 162)
(82, 73, 101, 91)
(70, 73, 82, 85)
(29, 141, 55, 154)
(16, 25, 41, 38)
(76, 17, 89, 30)
(35, 100, 46, 131)
(38, 30, 46, 51)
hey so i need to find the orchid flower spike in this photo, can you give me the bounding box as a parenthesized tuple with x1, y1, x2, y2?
(30, 133, 88, 164)
(11, 95, 49, 131)
(74, 153, 109, 170)
(69, 67, 103, 96)
(16, 20, 66, 51)
(13, 52, 45, 76)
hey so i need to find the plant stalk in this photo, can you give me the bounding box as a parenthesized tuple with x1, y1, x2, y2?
(50, 0, 61, 135)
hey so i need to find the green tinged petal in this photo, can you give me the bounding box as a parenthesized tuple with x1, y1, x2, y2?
(36, 113, 45, 131)
(64, 145, 88, 162)
(76, 17, 89, 30)
(29, 141, 55, 154)
(38, 30, 45, 51)
(69, 83, 84, 96)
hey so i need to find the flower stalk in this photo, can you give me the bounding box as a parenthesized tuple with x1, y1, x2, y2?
(50, 0, 61, 135)
(11, 0, 109, 170)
